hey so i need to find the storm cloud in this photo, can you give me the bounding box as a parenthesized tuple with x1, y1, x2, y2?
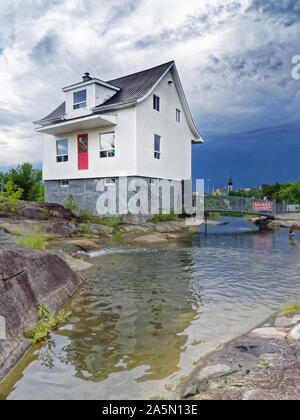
(0, 0, 299, 186)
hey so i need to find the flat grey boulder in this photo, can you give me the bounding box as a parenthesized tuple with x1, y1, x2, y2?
(180, 311, 300, 400)
(70, 239, 100, 252)
(0, 241, 81, 381)
(0, 218, 76, 238)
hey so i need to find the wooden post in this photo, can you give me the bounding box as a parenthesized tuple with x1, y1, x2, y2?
(204, 212, 208, 235)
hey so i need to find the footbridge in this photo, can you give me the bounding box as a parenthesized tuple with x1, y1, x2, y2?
(203, 196, 287, 217)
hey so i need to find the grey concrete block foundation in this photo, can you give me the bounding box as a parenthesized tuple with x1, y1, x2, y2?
(45, 177, 182, 216)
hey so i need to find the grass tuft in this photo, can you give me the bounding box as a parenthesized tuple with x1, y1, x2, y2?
(26, 304, 71, 343)
(18, 231, 46, 250)
(147, 211, 178, 223)
(281, 300, 300, 315)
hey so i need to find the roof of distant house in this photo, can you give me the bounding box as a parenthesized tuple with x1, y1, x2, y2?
(34, 61, 202, 140)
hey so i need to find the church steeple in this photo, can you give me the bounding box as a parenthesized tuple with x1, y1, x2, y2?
(228, 175, 233, 193)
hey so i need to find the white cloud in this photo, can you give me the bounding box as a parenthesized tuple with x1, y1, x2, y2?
(0, 0, 299, 168)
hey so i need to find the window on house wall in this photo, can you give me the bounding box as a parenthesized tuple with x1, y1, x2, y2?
(73, 89, 87, 109)
(59, 180, 69, 187)
(56, 139, 68, 162)
(100, 132, 115, 158)
(153, 95, 160, 111)
(154, 134, 161, 159)
(105, 178, 116, 185)
(176, 108, 181, 123)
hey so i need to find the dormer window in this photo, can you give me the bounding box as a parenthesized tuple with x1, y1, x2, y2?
(73, 89, 87, 109)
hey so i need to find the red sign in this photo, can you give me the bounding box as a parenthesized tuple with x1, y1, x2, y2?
(253, 202, 272, 211)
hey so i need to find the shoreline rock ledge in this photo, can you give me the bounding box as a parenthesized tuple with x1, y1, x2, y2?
(0, 241, 81, 382)
(180, 311, 300, 400)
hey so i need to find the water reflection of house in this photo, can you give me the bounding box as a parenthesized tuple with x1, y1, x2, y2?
(252, 235, 273, 250)
(58, 250, 199, 384)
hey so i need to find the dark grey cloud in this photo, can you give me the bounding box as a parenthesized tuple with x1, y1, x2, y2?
(134, 1, 243, 49)
(198, 47, 285, 86)
(30, 33, 57, 65)
(247, 0, 300, 27)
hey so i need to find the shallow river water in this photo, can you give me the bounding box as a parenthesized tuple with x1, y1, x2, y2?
(1, 217, 300, 400)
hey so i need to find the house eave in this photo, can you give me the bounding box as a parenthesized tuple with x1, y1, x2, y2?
(192, 138, 204, 144)
(33, 116, 65, 126)
(35, 113, 117, 135)
(62, 79, 120, 93)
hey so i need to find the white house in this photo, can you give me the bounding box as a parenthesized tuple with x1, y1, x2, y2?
(34, 61, 203, 215)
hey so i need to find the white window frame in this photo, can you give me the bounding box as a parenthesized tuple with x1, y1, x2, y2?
(100, 132, 115, 158)
(105, 178, 116, 185)
(154, 134, 161, 159)
(59, 180, 69, 187)
(153, 95, 160, 112)
(73, 89, 87, 110)
(56, 139, 68, 163)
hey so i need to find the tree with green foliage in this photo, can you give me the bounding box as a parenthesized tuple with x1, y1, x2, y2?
(6, 163, 44, 202)
(280, 181, 300, 204)
(0, 180, 23, 212)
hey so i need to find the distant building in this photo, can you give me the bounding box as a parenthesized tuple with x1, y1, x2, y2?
(228, 176, 233, 193)
(213, 187, 227, 196)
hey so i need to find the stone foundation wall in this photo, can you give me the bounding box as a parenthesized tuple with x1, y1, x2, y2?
(45, 177, 182, 216)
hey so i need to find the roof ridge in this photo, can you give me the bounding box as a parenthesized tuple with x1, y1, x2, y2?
(106, 60, 174, 84)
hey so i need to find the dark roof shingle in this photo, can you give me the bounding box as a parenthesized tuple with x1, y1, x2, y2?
(36, 102, 66, 123)
(99, 61, 174, 109)
(35, 61, 173, 124)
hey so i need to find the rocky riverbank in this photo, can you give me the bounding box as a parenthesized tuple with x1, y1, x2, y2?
(251, 213, 300, 231)
(0, 201, 201, 249)
(180, 310, 300, 400)
(0, 242, 81, 382)
(0, 201, 202, 381)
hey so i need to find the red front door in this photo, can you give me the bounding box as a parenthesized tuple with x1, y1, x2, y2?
(78, 134, 88, 170)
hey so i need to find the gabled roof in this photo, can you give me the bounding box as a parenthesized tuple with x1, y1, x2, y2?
(35, 102, 66, 125)
(98, 61, 174, 109)
(34, 61, 202, 140)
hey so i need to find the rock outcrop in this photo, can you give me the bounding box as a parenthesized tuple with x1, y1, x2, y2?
(11, 200, 78, 221)
(0, 242, 81, 381)
(180, 311, 300, 400)
(0, 218, 77, 238)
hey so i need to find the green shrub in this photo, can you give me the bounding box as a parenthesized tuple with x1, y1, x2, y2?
(98, 217, 123, 228)
(78, 223, 90, 234)
(18, 231, 46, 250)
(0, 180, 23, 213)
(26, 304, 71, 343)
(65, 194, 76, 211)
(80, 210, 92, 222)
(211, 212, 258, 218)
(281, 300, 300, 315)
(148, 211, 178, 223)
(113, 230, 123, 240)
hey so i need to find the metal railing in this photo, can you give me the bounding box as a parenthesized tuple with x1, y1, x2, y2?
(188, 194, 297, 216)
(203, 196, 276, 216)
